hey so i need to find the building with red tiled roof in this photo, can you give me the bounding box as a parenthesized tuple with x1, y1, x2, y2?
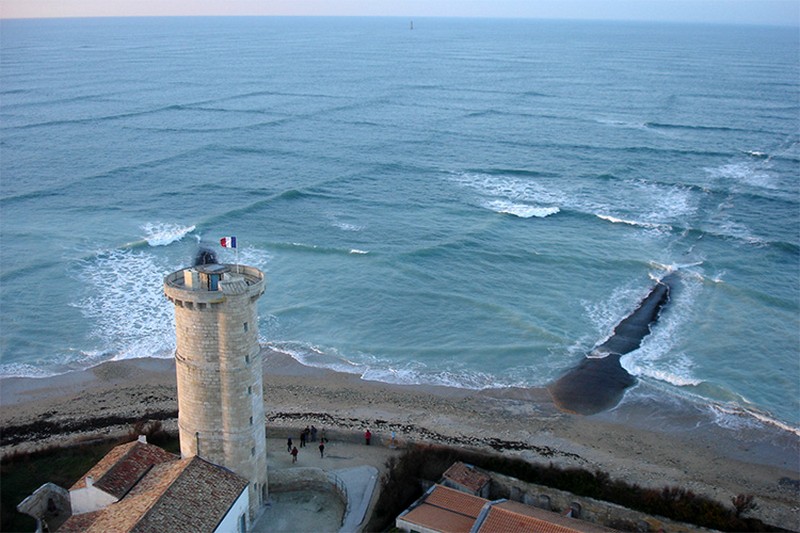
(441, 462, 491, 498)
(397, 485, 486, 533)
(54, 438, 251, 533)
(69, 438, 178, 514)
(396, 484, 617, 533)
(477, 500, 615, 533)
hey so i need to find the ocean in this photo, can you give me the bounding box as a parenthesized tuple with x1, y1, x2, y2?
(1, 17, 798, 434)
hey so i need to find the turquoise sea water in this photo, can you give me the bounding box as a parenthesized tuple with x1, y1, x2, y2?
(1, 17, 798, 432)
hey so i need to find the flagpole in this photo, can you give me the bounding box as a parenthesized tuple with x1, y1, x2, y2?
(220, 236, 241, 273)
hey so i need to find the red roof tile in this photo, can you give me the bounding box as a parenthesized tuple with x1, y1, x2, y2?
(133, 456, 248, 532)
(479, 506, 579, 533)
(60, 456, 248, 533)
(425, 484, 487, 517)
(401, 504, 477, 533)
(70, 441, 177, 498)
(478, 501, 616, 533)
(398, 485, 488, 533)
(442, 462, 490, 493)
(398, 486, 618, 533)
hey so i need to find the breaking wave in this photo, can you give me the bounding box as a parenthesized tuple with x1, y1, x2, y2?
(485, 200, 560, 218)
(142, 222, 196, 247)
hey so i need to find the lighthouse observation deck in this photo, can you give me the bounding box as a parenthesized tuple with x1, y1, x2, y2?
(164, 263, 265, 306)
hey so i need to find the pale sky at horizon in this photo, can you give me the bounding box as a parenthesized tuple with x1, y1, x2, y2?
(1, 0, 798, 26)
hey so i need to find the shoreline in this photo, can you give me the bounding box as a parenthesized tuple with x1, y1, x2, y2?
(1, 348, 798, 527)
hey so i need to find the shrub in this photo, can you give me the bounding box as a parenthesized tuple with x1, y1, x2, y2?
(368, 444, 780, 532)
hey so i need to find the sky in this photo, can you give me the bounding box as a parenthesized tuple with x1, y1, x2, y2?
(0, 0, 798, 26)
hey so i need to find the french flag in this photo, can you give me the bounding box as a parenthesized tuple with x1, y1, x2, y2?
(220, 236, 237, 249)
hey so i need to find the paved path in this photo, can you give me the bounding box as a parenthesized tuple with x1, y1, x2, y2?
(333, 465, 379, 533)
(252, 435, 401, 532)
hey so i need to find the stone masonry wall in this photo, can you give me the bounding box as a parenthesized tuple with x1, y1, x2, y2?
(166, 265, 268, 519)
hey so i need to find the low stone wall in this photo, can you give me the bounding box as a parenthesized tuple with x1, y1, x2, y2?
(270, 467, 335, 493)
(268, 425, 405, 449)
(487, 471, 714, 533)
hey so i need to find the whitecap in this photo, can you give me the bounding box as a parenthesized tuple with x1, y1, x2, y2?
(141, 222, 196, 247)
(706, 403, 799, 436)
(0, 362, 59, 378)
(705, 162, 776, 190)
(449, 171, 565, 211)
(620, 278, 703, 388)
(74, 249, 178, 362)
(360, 365, 500, 390)
(631, 360, 704, 387)
(582, 282, 647, 340)
(596, 214, 670, 230)
(593, 117, 649, 131)
(268, 341, 527, 391)
(349, 249, 369, 254)
(335, 222, 365, 232)
(485, 199, 559, 218)
(268, 341, 362, 375)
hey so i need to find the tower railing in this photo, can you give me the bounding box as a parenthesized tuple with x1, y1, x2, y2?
(164, 264, 264, 290)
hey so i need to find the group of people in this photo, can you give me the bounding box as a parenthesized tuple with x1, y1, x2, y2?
(287, 427, 378, 463)
(288, 425, 327, 462)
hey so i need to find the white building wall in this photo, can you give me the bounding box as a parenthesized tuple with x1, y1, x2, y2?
(69, 485, 118, 515)
(213, 489, 250, 533)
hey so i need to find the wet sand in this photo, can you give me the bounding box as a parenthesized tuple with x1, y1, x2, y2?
(1, 347, 798, 528)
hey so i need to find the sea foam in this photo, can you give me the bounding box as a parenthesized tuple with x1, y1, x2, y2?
(75, 248, 177, 362)
(485, 199, 560, 218)
(141, 222, 196, 247)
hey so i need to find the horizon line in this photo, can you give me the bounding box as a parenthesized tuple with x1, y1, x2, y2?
(1, 13, 797, 28)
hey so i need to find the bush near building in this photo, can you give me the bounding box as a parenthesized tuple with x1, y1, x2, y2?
(369, 444, 779, 533)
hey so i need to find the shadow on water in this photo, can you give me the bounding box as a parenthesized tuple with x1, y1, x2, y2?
(548, 274, 677, 415)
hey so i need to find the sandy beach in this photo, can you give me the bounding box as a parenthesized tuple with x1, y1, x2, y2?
(1, 347, 798, 528)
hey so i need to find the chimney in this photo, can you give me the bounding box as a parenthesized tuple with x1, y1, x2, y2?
(137, 435, 147, 444)
(86, 476, 94, 488)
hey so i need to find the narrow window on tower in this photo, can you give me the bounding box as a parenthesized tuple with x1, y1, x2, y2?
(248, 385, 252, 395)
(245, 354, 250, 364)
(243, 322, 248, 332)
(251, 446, 255, 456)
(249, 416, 253, 426)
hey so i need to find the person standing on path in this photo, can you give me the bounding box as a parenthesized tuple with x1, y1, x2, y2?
(319, 441, 325, 458)
(311, 425, 318, 442)
(365, 429, 372, 445)
(287, 437, 293, 453)
(291, 446, 299, 463)
(300, 429, 306, 448)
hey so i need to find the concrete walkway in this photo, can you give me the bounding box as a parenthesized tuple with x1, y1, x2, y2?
(332, 465, 379, 533)
(253, 434, 400, 532)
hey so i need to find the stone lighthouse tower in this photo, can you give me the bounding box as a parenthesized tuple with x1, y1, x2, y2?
(164, 262, 267, 519)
